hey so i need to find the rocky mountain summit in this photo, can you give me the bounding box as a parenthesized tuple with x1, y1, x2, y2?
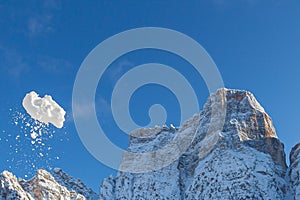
(99, 88, 293, 199)
(1, 88, 300, 199)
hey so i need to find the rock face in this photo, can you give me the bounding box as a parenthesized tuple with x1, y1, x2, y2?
(2, 88, 300, 199)
(99, 88, 293, 199)
(0, 169, 97, 200)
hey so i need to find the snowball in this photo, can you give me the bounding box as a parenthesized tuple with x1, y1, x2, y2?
(22, 91, 66, 128)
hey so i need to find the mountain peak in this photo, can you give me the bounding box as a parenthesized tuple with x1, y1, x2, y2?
(209, 88, 276, 140)
(100, 88, 289, 199)
(213, 88, 265, 112)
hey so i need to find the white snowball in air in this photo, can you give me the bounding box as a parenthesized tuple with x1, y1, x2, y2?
(22, 91, 66, 128)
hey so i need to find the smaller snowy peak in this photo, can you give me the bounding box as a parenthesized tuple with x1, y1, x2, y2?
(0, 169, 96, 200)
(0, 171, 34, 200)
(20, 169, 85, 200)
(52, 168, 98, 200)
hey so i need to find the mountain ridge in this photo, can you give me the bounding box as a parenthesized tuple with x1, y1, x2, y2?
(1, 88, 300, 199)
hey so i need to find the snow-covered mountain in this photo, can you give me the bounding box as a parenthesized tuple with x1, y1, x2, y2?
(99, 88, 291, 199)
(2, 88, 300, 199)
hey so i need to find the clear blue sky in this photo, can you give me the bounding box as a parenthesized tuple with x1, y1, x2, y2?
(0, 0, 300, 192)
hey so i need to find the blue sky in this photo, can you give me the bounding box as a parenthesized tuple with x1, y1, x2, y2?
(0, 0, 300, 192)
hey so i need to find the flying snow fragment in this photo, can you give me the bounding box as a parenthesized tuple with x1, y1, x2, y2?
(22, 91, 66, 128)
(30, 131, 38, 139)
